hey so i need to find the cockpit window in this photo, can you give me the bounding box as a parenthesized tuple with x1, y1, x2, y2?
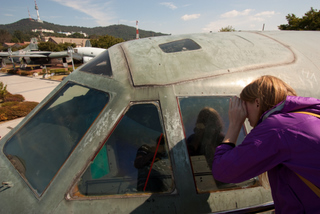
(80, 50, 112, 76)
(72, 102, 174, 197)
(4, 82, 109, 196)
(178, 96, 258, 193)
(159, 39, 201, 53)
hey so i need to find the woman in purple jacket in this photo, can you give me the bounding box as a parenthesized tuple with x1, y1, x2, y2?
(212, 75, 320, 213)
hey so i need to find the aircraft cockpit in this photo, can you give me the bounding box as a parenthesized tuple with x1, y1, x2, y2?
(2, 31, 320, 213)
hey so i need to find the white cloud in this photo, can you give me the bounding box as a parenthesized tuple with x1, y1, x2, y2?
(181, 14, 201, 21)
(51, 0, 114, 26)
(4, 14, 14, 17)
(255, 11, 275, 17)
(204, 9, 277, 32)
(221, 9, 253, 18)
(160, 2, 177, 10)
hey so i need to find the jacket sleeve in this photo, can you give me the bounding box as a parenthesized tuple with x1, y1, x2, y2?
(212, 122, 291, 183)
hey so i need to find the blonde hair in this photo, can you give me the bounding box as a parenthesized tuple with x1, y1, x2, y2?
(240, 75, 297, 123)
(240, 75, 297, 189)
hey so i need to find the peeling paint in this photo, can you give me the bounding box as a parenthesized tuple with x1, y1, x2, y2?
(80, 110, 113, 151)
(163, 109, 181, 143)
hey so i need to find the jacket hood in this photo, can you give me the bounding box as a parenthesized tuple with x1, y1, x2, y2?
(260, 96, 320, 123)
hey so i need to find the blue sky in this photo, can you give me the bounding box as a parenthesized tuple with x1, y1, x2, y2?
(0, 0, 319, 35)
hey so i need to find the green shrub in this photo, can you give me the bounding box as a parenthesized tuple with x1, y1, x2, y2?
(0, 82, 38, 121)
(4, 93, 25, 102)
(1, 101, 19, 107)
(50, 68, 70, 75)
(41, 68, 49, 74)
(68, 67, 77, 72)
(0, 113, 7, 121)
(7, 69, 18, 74)
(20, 71, 32, 76)
(0, 101, 38, 121)
(0, 82, 8, 100)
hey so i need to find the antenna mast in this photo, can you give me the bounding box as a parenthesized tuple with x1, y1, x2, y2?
(136, 21, 139, 39)
(28, 7, 32, 21)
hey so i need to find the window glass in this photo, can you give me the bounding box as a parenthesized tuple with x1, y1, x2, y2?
(75, 103, 174, 196)
(179, 96, 257, 193)
(4, 82, 109, 196)
(159, 39, 201, 53)
(80, 50, 112, 76)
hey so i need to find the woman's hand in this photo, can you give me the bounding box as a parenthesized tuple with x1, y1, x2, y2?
(222, 96, 247, 145)
(228, 96, 247, 127)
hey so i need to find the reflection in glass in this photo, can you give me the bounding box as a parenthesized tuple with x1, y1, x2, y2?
(186, 107, 225, 168)
(179, 96, 257, 193)
(80, 50, 112, 76)
(159, 39, 201, 53)
(76, 103, 174, 196)
(4, 82, 109, 195)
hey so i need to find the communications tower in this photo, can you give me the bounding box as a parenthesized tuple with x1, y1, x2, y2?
(34, 0, 43, 23)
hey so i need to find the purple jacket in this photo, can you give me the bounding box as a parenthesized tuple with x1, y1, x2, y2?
(212, 96, 320, 213)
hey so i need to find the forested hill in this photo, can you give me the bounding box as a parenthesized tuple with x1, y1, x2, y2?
(0, 19, 168, 41)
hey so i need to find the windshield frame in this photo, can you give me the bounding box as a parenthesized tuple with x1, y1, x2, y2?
(3, 81, 110, 198)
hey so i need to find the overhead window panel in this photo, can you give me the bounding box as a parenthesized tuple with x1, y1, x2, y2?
(159, 39, 201, 53)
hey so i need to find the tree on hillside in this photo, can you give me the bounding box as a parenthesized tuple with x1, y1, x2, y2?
(11, 30, 29, 43)
(38, 41, 60, 51)
(219, 26, 236, 32)
(68, 32, 85, 38)
(89, 34, 100, 39)
(278, 7, 320, 30)
(0, 29, 12, 44)
(59, 42, 76, 51)
(90, 35, 125, 49)
(38, 41, 76, 51)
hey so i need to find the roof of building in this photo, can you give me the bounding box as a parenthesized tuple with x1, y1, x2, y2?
(48, 37, 87, 47)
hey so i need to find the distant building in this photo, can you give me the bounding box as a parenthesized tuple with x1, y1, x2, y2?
(57, 31, 88, 37)
(57, 31, 72, 36)
(73, 31, 88, 37)
(32, 28, 54, 33)
(3, 41, 31, 49)
(47, 37, 88, 47)
(3, 43, 16, 48)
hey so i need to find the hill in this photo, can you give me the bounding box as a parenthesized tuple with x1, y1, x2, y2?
(0, 19, 168, 41)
